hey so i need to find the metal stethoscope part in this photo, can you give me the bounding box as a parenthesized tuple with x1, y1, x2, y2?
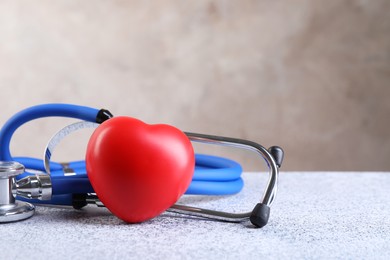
(168, 132, 283, 226)
(0, 162, 35, 223)
(0, 131, 283, 227)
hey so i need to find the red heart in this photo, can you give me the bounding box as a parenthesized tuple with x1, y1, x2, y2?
(86, 116, 194, 223)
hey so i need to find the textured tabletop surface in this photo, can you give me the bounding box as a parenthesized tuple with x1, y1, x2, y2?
(1, 172, 389, 260)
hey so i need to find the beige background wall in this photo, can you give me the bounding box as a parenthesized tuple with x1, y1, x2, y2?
(0, 0, 389, 171)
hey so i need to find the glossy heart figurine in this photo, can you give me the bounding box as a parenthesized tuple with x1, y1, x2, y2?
(86, 116, 195, 223)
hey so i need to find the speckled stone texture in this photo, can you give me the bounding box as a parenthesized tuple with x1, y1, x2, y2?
(0, 1, 389, 171)
(1, 172, 389, 259)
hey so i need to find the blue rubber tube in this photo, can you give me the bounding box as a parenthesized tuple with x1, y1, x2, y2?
(0, 104, 244, 206)
(0, 104, 99, 161)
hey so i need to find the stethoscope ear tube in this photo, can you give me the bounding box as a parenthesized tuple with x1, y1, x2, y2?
(168, 132, 284, 228)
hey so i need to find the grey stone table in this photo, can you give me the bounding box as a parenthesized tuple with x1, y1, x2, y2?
(1, 172, 389, 259)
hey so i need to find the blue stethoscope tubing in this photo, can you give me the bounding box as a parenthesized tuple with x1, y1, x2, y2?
(0, 104, 244, 206)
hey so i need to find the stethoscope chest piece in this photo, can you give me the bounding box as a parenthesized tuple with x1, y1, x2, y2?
(0, 161, 35, 223)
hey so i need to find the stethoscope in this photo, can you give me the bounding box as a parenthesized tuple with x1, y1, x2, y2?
(0, 104, 283, 228)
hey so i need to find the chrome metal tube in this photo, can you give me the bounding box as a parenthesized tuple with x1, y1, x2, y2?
(162, 132, 283, 226)
(167, 204, 251, 223)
